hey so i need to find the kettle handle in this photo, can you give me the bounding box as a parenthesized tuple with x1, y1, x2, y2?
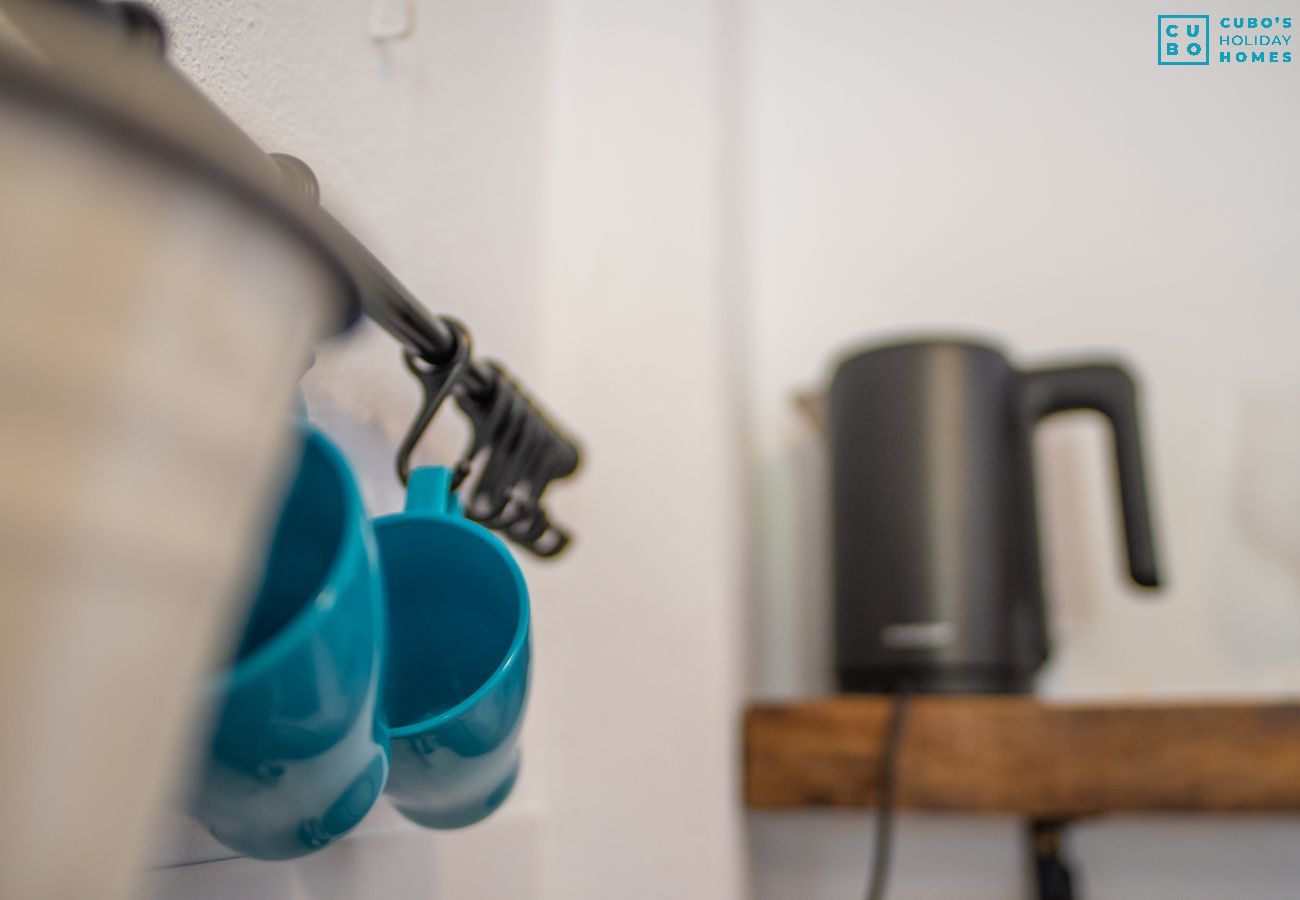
(1019, 363, 1161, 588)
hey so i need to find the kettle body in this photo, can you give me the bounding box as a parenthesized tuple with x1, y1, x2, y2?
(829, 338, 1160, 694)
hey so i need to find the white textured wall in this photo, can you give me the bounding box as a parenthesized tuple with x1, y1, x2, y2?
(529, 0, 747, 896)
(741, 0, 1300, 897)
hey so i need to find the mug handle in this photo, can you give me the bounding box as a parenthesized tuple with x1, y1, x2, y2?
(406, 466, 463, 518)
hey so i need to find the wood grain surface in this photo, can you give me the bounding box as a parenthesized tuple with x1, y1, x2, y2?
(745, 695, 1300, 815)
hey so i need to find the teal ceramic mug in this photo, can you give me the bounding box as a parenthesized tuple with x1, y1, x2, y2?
(189, 423, 389, 859)
(376, 466, 531, 829)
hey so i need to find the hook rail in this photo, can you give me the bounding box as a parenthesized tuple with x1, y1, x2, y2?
(272, 155, 581, 555)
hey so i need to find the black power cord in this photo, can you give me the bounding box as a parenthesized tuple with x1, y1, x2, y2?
(864, 690, 909, 900)
(1029, 819, 1077, 900)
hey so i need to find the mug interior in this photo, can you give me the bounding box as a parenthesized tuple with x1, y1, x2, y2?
(378, 518, 523, 729)
(229, 433, 347, 663)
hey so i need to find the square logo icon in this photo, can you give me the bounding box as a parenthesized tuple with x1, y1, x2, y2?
(1158, 15, 1210, 65)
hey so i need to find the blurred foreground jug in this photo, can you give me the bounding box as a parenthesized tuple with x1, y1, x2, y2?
(0, 3, 354, 897)
(829, 338, 1161, 694)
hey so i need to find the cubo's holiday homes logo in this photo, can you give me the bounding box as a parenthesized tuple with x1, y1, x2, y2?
(1158, 14, 1294, 65)
(1159, 15, 1210, 63)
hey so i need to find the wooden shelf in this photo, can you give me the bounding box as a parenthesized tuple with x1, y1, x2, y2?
(744, 695, 1300, 816)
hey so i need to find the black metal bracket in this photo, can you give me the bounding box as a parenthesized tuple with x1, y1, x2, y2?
(395, 319, 472, 486)
(270, 155, 581, 556)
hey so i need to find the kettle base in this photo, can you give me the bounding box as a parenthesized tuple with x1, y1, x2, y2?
(837, 665, 1035, 695)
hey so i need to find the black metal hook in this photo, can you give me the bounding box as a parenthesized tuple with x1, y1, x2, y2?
(491, 408, 575, 556)
(449, 362, 511, 490)
(524, 520, 571, 558)
(490, 417, 553, 529)
(395, 318, 472, 486)
(489, 409, 561, 530)
(470, 389, 536, 525)
(449, 363, 574, 556)
(456, 364, 535, 522)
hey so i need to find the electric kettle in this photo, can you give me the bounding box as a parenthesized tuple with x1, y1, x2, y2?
(829, 337, 1161, 694)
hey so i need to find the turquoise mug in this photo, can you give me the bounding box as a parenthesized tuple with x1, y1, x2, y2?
(189, 423, 389, 859)
(376, 466, 531, 829)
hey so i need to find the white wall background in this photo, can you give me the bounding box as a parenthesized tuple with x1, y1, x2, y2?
(529, 0, 747, 897)
(128, 0, 1298, 897)
(740, 0, 1300, 897)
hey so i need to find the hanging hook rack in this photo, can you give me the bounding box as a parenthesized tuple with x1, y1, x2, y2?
(270, 154, 581, 556)
(272, 154, 582, 556)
